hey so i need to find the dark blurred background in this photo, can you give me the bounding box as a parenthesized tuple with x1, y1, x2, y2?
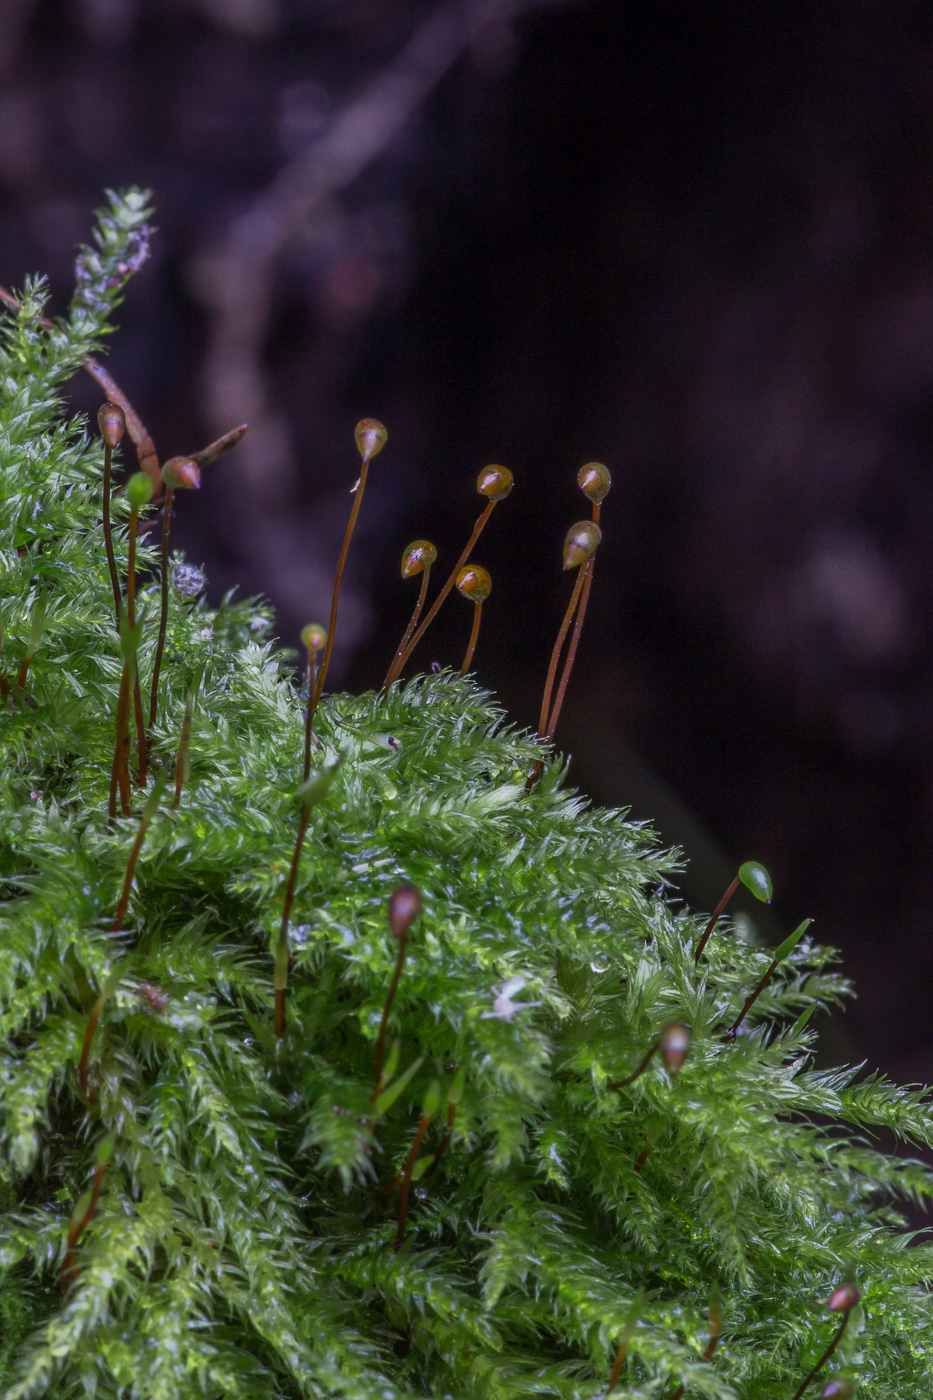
(4, 0, 933, 1079)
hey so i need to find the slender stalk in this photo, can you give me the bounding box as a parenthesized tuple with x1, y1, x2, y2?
(545, 552, 594, 743)
(303, 652, 319, 784)
(311, 460, 370, 715)
(668, 1301, 722, 1400)
(395, 500, 496, 678)
(374, 929, 409, 1086)
(609, 1041, 659, 1091)
(101, 442, 121, 623)
(108, 661, 133, 823)
(537, 498, 602, 750)
(694, 875, 741, 963)
(383, 565, 431, 691)
(460, 601, 483, 676)
(634, 1125, 662, 1173)
(111, 777, 164, 931)
(607, 1293, 644, 1396)
(149, 484, 173, 733)
(421, 1098, 459, 1184)
(274, 806, 310, 1039)
(77, 999, 104, 1098)
(394, 1111, 432, 1250)
(173, 689, 195, 807)
(791, 1312, 851, 1400)
(59, 1162, 105, 1291)
(126, 504, 148, 786)
(537, 564, 587, 740)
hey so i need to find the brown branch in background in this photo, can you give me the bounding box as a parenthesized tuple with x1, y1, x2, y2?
(310, 419, 387, 718)
(382, 540, 436, 691)
(791, 1285, 859, 1400)
(373, 885, 422, 1083)
(395, 467, 512, 679)
(456, 565, 491, 675)
(668, 1294, 722, 1400)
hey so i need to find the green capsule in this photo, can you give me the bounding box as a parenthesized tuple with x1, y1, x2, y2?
(401, 540, 437, 578)
(300, 623, 327, 653)
(126, 472, 154, 509)
(562, 520, 602, 570)
(738, 860, 772, 903)
(95, 1133, 117, 1167)
(161, 456, 201, 491)
(421, 1079, 442, 1118)
(354, 418, 387, 462)
(456, 564, 492, 602)
(476, 465, 513, 501)
(577, 461, 611, 503)
(820, 1379, 854, 1400)
(97, 401, 125, 448)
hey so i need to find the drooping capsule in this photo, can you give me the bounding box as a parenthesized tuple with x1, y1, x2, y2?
(354, 418, 388, 462)
(738, 860, 773, 903)
(301, 623, 327, 653)
(126, 471, 154, 510)
(389, 885, 422, 941)
(98, 402, 126, 448)
(401, 540, 437, 578)
(562, 520, 602, 570)
(826, 1283, 860, 1314)
(577, 461, 611, 504)
(820, 1379, 854, 1400)
(659, 1022, 690, 1075)
(476, 465, 513, 501)
(161, 456, 201, 491)
(456, 564, 492, 602)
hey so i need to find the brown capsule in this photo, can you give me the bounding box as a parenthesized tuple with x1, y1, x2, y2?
(820, 1380, 854, 1400)
(826, 1283, 860, 1314)
(301, 623, 327, 653)
(355, 418, 387, 462)
(659, 1022, 690, 1075)
(456, 564, 492, 602)
(401, 540, 437, 579)
(389, 885, 422, 941)
(161, 457, 201, 491)
(98, 402, 126, 449)
(577, 461, 611, 504)
(476, 465, 513, 502)
(562, 519, 602, 570)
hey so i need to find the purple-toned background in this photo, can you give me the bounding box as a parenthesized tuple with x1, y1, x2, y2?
(5, 0, 933, 1080)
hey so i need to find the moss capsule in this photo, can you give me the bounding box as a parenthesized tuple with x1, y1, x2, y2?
(301, 623, 327, 653)
(161, 457, 201, 491)
(659, 1022, 690, 1075)
(820, 1380, 854, 1400)
(354, 418, 387, 462)
(477, 465, 513, 502)
(827, 1283, 860, 1313)
(577, 461, 611, 504)
(402, 540, 437, 578)
(126, 471, 154, 510)
(389, 885, 422, 941)
(98, 401, 126, 448)
(456, 564, 492, 602)
(563, 520, 602, 570)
